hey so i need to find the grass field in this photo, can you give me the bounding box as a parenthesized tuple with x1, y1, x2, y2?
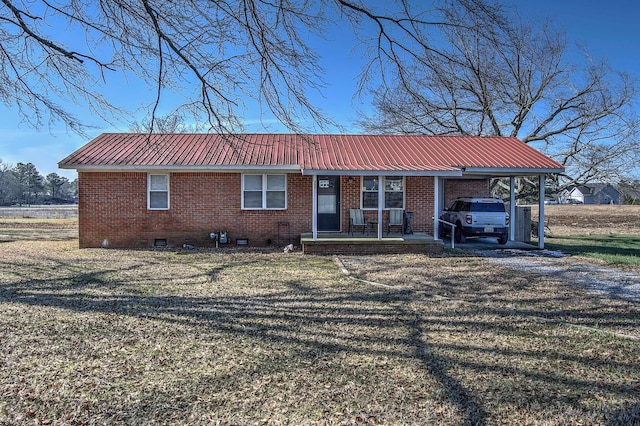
(1, 215, 639, 424)
(532, 205, 640, 268)
(543, 234, 640, 268)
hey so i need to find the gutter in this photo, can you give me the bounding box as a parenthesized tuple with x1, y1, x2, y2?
(301, 169, 463, 177)
(57, 164, 303, 173)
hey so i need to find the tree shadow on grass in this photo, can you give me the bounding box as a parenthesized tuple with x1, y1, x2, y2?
(1, 254, 639, 424)
(346, 253, 640, 336)
(1, 276, 488, 423)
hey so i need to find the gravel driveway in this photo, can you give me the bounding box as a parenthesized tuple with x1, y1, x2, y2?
(478, 249, 640, 302)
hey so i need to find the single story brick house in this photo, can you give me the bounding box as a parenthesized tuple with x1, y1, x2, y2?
(59, 133, 564, 253)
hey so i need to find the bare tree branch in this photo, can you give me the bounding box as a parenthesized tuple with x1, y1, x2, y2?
(1, 0, 509, 136)
(360, 0, 640, 187)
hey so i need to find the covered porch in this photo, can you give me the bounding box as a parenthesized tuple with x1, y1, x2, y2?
(303, 172, 558, 254)
(297, 136, 564, 255)
(307, 171, 459, 242)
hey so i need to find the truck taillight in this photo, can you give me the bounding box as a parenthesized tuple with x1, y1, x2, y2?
(506, 214, 510, 225)
(465, 214, 472, 224)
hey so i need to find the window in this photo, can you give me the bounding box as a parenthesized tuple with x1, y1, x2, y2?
(384, 176, 404, 208)
(148, 174, 169, 210)
(242, 174, 287, 209)
(361, 176, 405, 209)
(362, 176, 379, 209)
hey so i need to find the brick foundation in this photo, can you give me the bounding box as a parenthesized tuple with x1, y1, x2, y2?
(302, 240, 444, 255)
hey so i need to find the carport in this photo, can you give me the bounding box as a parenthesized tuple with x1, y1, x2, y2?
(434, 173, 562, 250)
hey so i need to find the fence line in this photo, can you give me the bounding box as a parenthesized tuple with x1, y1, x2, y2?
(0, 206, 78, 219)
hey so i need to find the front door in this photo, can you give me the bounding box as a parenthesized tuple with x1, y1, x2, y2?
(317, 176, 341, 232)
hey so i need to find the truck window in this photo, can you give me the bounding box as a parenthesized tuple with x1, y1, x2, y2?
(470, 203, 505, 212)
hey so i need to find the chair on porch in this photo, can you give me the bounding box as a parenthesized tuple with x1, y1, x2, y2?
(387, 209, 404, 235)
(349, 209, 368, 235)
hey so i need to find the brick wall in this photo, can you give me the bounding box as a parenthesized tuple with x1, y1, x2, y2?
(442, 178, 491, 207)
(78, 172, 445, 249)
(341, 176, 361, 233)
(78, 172, 312, 248)
(406, 176, 435, 234)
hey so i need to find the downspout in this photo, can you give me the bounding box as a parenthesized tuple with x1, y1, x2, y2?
(538, 174, 545, 249)
(433, 176, 440, 240)
(312, 175, 318, 241)
(509, 177, 516, 241)
(377, 175, 383, 240)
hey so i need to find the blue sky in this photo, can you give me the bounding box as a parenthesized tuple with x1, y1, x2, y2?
(0, 0, 638, 179)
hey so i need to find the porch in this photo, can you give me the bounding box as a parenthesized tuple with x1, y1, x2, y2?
(300, 232, 444, 255)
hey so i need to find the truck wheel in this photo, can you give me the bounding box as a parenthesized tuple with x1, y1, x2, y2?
(498, 235, 508, 245)
(454, 224, 465, 244)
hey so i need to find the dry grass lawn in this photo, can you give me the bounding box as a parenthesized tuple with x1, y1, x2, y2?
(1, 217, 639, 425)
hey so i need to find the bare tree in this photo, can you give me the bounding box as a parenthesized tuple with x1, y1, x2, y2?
(360, 0, 640, 190)
(0, 0, 498, 135)
(129, 113, 199, 133)
(0, 159, 20, 205)
(618, 179, 640, 205)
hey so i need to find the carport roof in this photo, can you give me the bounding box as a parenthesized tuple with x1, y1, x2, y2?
(59, 133, 564, 175)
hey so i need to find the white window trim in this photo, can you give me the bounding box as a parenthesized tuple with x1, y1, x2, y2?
(148, 173, 170, 210)
(361, 176, 405, 210)
(241, 173, 288, 210)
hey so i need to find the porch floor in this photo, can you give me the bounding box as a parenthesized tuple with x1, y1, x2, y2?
(300, 232, 444, 255)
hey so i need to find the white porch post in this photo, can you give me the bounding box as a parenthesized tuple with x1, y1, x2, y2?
(377, 175, 383, 240)
(433, 176, 440, 240)
(312, 175, 318, 241)
(509, 176, 516, 241)
(538, 174, 545, 249)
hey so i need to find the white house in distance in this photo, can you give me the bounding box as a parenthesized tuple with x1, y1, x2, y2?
(567, 184, 621, 205)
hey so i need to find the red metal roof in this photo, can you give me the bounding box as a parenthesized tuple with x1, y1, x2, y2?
(59, 133, 564, 174)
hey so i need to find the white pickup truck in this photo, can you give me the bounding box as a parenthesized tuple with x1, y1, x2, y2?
(439, 197, 509, 244)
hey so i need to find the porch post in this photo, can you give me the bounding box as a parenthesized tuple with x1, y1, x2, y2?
(433, 176, 440, 240)
(509, 176, 516, 241)
(377, 175, 383, 240)
(538, 174, 545, 249)
(312, 175, 318, 241)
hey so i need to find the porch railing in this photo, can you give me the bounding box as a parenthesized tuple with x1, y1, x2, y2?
(437, 218, 457, 249)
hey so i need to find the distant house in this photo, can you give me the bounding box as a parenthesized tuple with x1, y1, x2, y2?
(567, 184, 621, 205)
(59, 133, 564, 253)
